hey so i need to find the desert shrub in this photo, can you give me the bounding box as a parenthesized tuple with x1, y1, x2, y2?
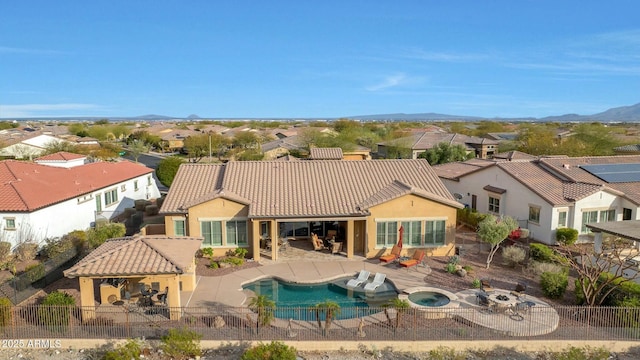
(201, 247, 214, 258)
(222, 257, 244, 266)
(38, 291, 75, 328)
(241, 341, 297, 360)
(556, 228, 578, 245)
(529, 243, 555, 263)
(160, 327, 202, 360)
(0, 241, 11, 263)
(462, 265, 473, 275)
(528, 260, 564, 277)
(428, 346, 465, 360)
(540, 271, 568, 299)
(64, 230, 88, 253)
(87, 223, 126, 249)
(0, 297, 12, 327)
(555, 346, 610, 360)
(456, 208, 486, 229)
(102, 338, 143, 360)
(445, 263, 457, 274)
(502, 246, 526, 267)
(448, 255, 459, 265)
(208, 260, 219, 269)
(471, 279, 481, 288)
(13, 241, 38, 262)
(41, 236, 75, 259)
(24, 263, 45, 283)
(234, 248, 248, 258)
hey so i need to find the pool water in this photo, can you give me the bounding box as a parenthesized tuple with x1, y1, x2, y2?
(243, 277, 398, 320)
(408, 291, 451, 307)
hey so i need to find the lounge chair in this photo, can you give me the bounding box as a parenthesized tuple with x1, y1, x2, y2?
(364, 273, 386, 291)
(399, 249, 425, 270)
(379, 244, 402, 263)
(346, 270, 371, 288)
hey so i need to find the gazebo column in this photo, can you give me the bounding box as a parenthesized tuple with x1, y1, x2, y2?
(167, 275, 181, 320)
(346, 220, 354, 259)
(593, 231, 603, 254)
(79, 277, 96, 320)
(251, 219, 261, 262)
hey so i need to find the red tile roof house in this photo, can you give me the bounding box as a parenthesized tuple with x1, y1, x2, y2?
(433, 155, 640, 245)
(0, 156, 161, 248)
(159, 159, 463, 262)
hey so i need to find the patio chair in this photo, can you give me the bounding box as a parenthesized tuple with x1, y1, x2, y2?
(379, 244, 402, 263)
(346, 270, 371, 288)
(476, 291, 495, 313)
(399, 249, 425, 270)
(364, 273, 386, 291)
(331, 241, 343, 254)
(325, 230, 337, 242)
(311, 233, 326, 251)
(511, 281, 527, 298)
(480, 278, 494, 293)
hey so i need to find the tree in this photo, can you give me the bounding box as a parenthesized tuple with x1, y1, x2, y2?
(183, 134, 209, 163)
(233, 131, 260, 150)
(383, 298, 410, 330)
(156, 156, 184, 187)
(517, 125, 558, 155)
(86, 223, 126, 249)
(477, 215, 518, 269)
(128, 140, 150, 162)
(248, 294, 275, 332)
(313, 300, 341, 335)
(554, 237, 640, 306)
(419, 142, 473, 165)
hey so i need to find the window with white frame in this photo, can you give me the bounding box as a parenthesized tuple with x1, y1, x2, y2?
(558, 211, 567, 227)
(425, 220, 446, 246)
(201, 221, 223, 246)
(174, 219, 185, 236)
(581, 210, 598, 233)
(147, 175, 152, 186)
(121, 184, 126, 192)
(226, 220, 248, 246)
(529, 206, 541, 224)
(104, 188, 118, 207)
(376, 221, 398, 247)
(4, 218, 16, 230)
(488, 196, 500, 213)
(134, 180, 139, 191)
(401, 221, 422, 246)
(599, 209, 615, 223)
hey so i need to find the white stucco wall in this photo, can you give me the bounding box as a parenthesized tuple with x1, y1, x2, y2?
(0, 173, 160, 248)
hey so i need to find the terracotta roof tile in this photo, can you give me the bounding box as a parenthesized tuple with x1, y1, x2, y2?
(433, 159, 495, 180)
(0, 160, 153, 212)
(35, 151, 86, 161)
(309, 148, 343, 160)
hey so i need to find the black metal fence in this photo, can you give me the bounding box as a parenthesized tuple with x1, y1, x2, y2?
(1, 304, 638, 342)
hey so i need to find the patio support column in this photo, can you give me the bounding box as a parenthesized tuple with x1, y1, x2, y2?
(593, 231, 603, 254)
(271, 221, 279, 261)
(251, 219, 261, 262)
(346, 220, 354, 259)
(79, 277, 96, 321)
(167, 275, 181, 320)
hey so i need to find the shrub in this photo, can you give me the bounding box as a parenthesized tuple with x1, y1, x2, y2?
(456, 208, 486, 229)
(24, 263, 45, 283)
(428, 346, 465, 360)
(38, 291, 75, 328)
(556, 228, 578, 245)
(528, 260, 564, 277)
(201, 247, 214, 258)
(208, 260, 219, 269)
(502, 246, 526, 267)
(462, 265, 473, 275)
(448, 255, 460, 265)
(540, 271, 568, 299)
(41, 236, 75, 259)
(556, 346, 610, 360)
(144, 204, 159, 216)
(134, 199, 150, 211)
(0, 297, 12, 327)
(471, 279, 481, 289)
(222, 257, 244, 266)
(445, 263, 457, 274)
(156, 156, 184, 187)
(0, 241, 11, 263)
(241, 341, 297, 360)
(64, 230, 88, 253)
(160, 327, 202, 360)
(14, 241, 38, 262)
(87, 223, 126, 249)
(530, 243, 555, 263)
(234, 248, 248, 258)
(102, 338, 143, 360)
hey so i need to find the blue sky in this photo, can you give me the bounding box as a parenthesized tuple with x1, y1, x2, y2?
(1, 1, 639, 119)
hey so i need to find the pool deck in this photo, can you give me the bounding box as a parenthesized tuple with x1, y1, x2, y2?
(180, 258, 559, 336)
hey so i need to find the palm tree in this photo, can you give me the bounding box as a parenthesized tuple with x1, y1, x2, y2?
(248, 294, 275, 332)
(383, 298, 410, 329)
(314, 300, 341, 336)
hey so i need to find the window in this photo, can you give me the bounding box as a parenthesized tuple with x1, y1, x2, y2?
(120, 184, 126, 192)
(174, 219, 185, 236)
(558, 211, 567, 227)
(599, 210, 615, 223)
(226, 220, 248, 246)
(147, 175, 152, 186)
(201, 221, 222, 246)
(528, 206, 541, 224)
(134, 180, 139, 191)
(425, 220, 446, 246)
(401, 221, 422, 246)
(104, 188, 118, 207)
(376, 221, 397, 247)
(581, 211, 598, 233)
(4, 218, 16, 231)
(488, 196, 500, 213)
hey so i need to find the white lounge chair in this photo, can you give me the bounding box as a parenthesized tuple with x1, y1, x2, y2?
(346, 270, 370, 288)
(364, 273, 386, 291)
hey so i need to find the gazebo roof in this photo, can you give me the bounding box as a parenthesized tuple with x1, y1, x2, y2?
(586, 220, 640, 242)
(64, 235, 203, 278)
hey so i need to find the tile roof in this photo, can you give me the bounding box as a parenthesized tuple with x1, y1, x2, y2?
(35, 151, 86, 162)
(0, 160, 153, 212)
(492, 151, 538, 161)
(161, 159, 462, 217)
(432, 159, 496, 180)
(309, 147, 343, 160)
(64, 235, 203, 277)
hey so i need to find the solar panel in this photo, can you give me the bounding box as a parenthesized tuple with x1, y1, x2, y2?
(581, 163, 640, 183)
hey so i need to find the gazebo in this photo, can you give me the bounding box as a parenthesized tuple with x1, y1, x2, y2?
(64, 234, 202, 320)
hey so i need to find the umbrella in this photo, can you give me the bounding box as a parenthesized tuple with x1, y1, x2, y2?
(397, 225, 404, 248)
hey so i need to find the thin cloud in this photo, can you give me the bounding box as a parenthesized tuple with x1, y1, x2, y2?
(0, 103, 102, 118)
(364, 73, 428, 92)
(401, 48, 492, 62)
(0, 46, 65, 55)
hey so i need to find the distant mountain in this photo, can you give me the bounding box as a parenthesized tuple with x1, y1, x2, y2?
(133, 114, 175, 120)
(349, 112, 483, 121)
(187, 114, 200, 119)
(591, 102, 640, 121)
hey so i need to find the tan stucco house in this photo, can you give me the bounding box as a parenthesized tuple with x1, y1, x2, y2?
(160, 159, 463, 262)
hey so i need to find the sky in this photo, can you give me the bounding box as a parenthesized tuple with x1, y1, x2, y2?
(1, 1, 639, 119)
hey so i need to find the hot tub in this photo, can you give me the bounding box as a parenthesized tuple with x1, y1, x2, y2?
(398, 286, 459, 319)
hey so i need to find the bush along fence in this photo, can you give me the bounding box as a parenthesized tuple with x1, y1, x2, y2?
(0, 248, 78, 305)
(0, 304, 639, 341)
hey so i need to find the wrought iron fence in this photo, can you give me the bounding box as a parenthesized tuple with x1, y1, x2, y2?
(1, 304, 638, 341)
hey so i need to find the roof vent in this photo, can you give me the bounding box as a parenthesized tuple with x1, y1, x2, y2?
(563, 164, 570, 169)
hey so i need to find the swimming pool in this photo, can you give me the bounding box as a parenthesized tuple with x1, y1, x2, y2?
(243, 277, 398, 320)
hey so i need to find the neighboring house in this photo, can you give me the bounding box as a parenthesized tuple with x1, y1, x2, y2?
(309, 147, 343, 160)
(160, 159, 463, 261)
(261, 136, 306, 160)
(0, 157, 161, 247)
(433, 155, 640, 245)
(0, 134, 69, 159)
(376, 132, 499, 160)
(34, 151, 88, 168)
